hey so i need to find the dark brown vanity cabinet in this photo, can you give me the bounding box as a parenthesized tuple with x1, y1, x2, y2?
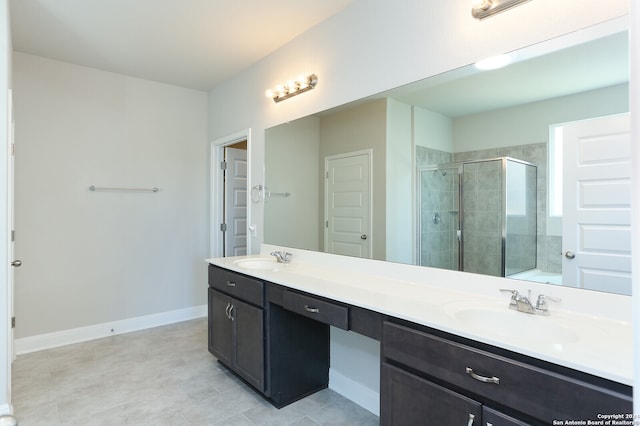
(381, 320, 632, 426)
(208, 266, 265, 391)
(209, 263, 632, 423)
(382, 362, 482, 425)
(208, 265, 334, 408)
(382, 363, 528, 425)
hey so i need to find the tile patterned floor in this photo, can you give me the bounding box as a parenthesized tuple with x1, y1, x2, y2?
(12, 318, 379, 426)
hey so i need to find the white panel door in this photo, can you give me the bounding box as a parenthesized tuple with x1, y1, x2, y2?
(324, 151, 372, 258)
(562, 113, 631, 295)
(224, 147, 247, 256)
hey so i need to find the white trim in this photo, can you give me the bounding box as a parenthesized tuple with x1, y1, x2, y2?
(210, 129, 252, 258)
(329, 368, 380, 416)
(14, 305, 207, 355)
(630, 0, 639, 416)
(0, 403, 11, 416)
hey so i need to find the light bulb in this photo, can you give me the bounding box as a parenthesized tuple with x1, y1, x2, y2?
(297, 74, 309, 89)
(286, 80, 298, 92)
(265, 89, 275, 99)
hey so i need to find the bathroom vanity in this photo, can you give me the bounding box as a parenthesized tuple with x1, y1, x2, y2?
(207, 250, 633, 425)
(208, 263, 330, 407)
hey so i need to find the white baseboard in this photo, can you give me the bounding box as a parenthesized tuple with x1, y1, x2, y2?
(0, 403, 13, 416)
(329, 369, 380, 416)
(15, 305, 207, 355)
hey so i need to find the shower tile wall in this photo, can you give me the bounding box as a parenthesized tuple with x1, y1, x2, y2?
(416, 146, 455, 270)
(454, 142, 562, 274)
(416, 145, 452, 167)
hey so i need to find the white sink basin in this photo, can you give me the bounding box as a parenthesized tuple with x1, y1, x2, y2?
(233, 257, 285, 271)
(442, 302, 580, 348)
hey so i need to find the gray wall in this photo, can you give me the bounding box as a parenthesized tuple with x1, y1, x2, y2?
(13, 53, 208, 338)
(265, 116, 321, 251)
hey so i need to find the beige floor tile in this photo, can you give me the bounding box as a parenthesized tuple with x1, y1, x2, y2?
(11, 318, 379, 425)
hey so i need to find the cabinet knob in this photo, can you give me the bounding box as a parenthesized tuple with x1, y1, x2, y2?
(360, 234, 367, 240)
(564, 251, 576, 259)
(226, 281, 236, 287)
(11, 260, 22, 267)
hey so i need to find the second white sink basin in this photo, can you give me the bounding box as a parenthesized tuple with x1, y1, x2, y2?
(442, 302, 580, 349)
(234, 257, 285, 271)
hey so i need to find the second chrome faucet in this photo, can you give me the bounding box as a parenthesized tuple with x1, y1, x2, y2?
(500, 289, 561, 315)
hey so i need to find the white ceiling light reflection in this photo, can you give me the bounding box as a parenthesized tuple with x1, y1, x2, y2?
(475, 54, 512, 70)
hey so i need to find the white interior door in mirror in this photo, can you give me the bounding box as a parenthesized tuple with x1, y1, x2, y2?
(324, 150, 372, 258)
(562, 113, 631, 295)
(224, 147, 248, 256)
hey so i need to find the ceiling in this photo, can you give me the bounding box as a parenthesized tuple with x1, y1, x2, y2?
(389, 30, 629, 117)
(10, 0, 356, 91)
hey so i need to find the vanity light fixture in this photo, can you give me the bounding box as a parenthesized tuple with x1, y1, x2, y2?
(471, 0, 531, 19)
(265, 73, 318, 103)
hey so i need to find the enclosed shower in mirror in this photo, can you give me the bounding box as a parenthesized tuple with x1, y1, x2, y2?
(418, 157, 537, 277)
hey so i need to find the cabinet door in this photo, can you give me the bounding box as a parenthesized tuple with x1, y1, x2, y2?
(208, 288, 233, 366)
(381, 363, 482, 426)
(232, 297, 265, 391)
(483, 407, 531, 426)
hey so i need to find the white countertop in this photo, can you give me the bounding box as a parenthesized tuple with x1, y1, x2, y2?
(207, 246, 633, 386)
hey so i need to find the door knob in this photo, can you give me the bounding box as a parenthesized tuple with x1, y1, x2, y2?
(360, 234, 367, 240)
(564, 251, 575, 259)
(11, 260, 22, 267)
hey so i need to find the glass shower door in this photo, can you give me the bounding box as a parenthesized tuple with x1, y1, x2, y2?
(461, 160, 503, 277)
(418, 165, 460, 271)
(504, 159, 537, 276)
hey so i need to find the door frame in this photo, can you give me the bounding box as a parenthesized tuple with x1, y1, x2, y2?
(1, 86, 12, 415)
(210, 129, 252, 258)
(323, 149, 373, 258)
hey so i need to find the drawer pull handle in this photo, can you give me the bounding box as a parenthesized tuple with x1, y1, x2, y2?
(304, 305, 320, 313)
(465, 367, 499, 384)
(226, 281, 236, 287)
(228, 304, 234, 321)
(467, 413, 476, 426)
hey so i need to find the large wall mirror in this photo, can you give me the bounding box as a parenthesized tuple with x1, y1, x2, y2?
(264, 22, 630, 295)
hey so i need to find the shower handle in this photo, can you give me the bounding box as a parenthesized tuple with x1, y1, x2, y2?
(564, 251, 576, 259)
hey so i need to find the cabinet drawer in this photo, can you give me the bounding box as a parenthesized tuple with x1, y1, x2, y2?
(350, 306, 382, 340)
(208, 265, 264, 307)
(382, 321, 632, 423)
(282, 290, 349, 330)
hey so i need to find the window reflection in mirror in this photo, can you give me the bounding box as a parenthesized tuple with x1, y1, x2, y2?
(264, 26, 630, 295)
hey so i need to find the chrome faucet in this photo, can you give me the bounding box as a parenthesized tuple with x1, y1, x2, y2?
(270, 251, 293, 263)
(499, 289, 560, 315)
